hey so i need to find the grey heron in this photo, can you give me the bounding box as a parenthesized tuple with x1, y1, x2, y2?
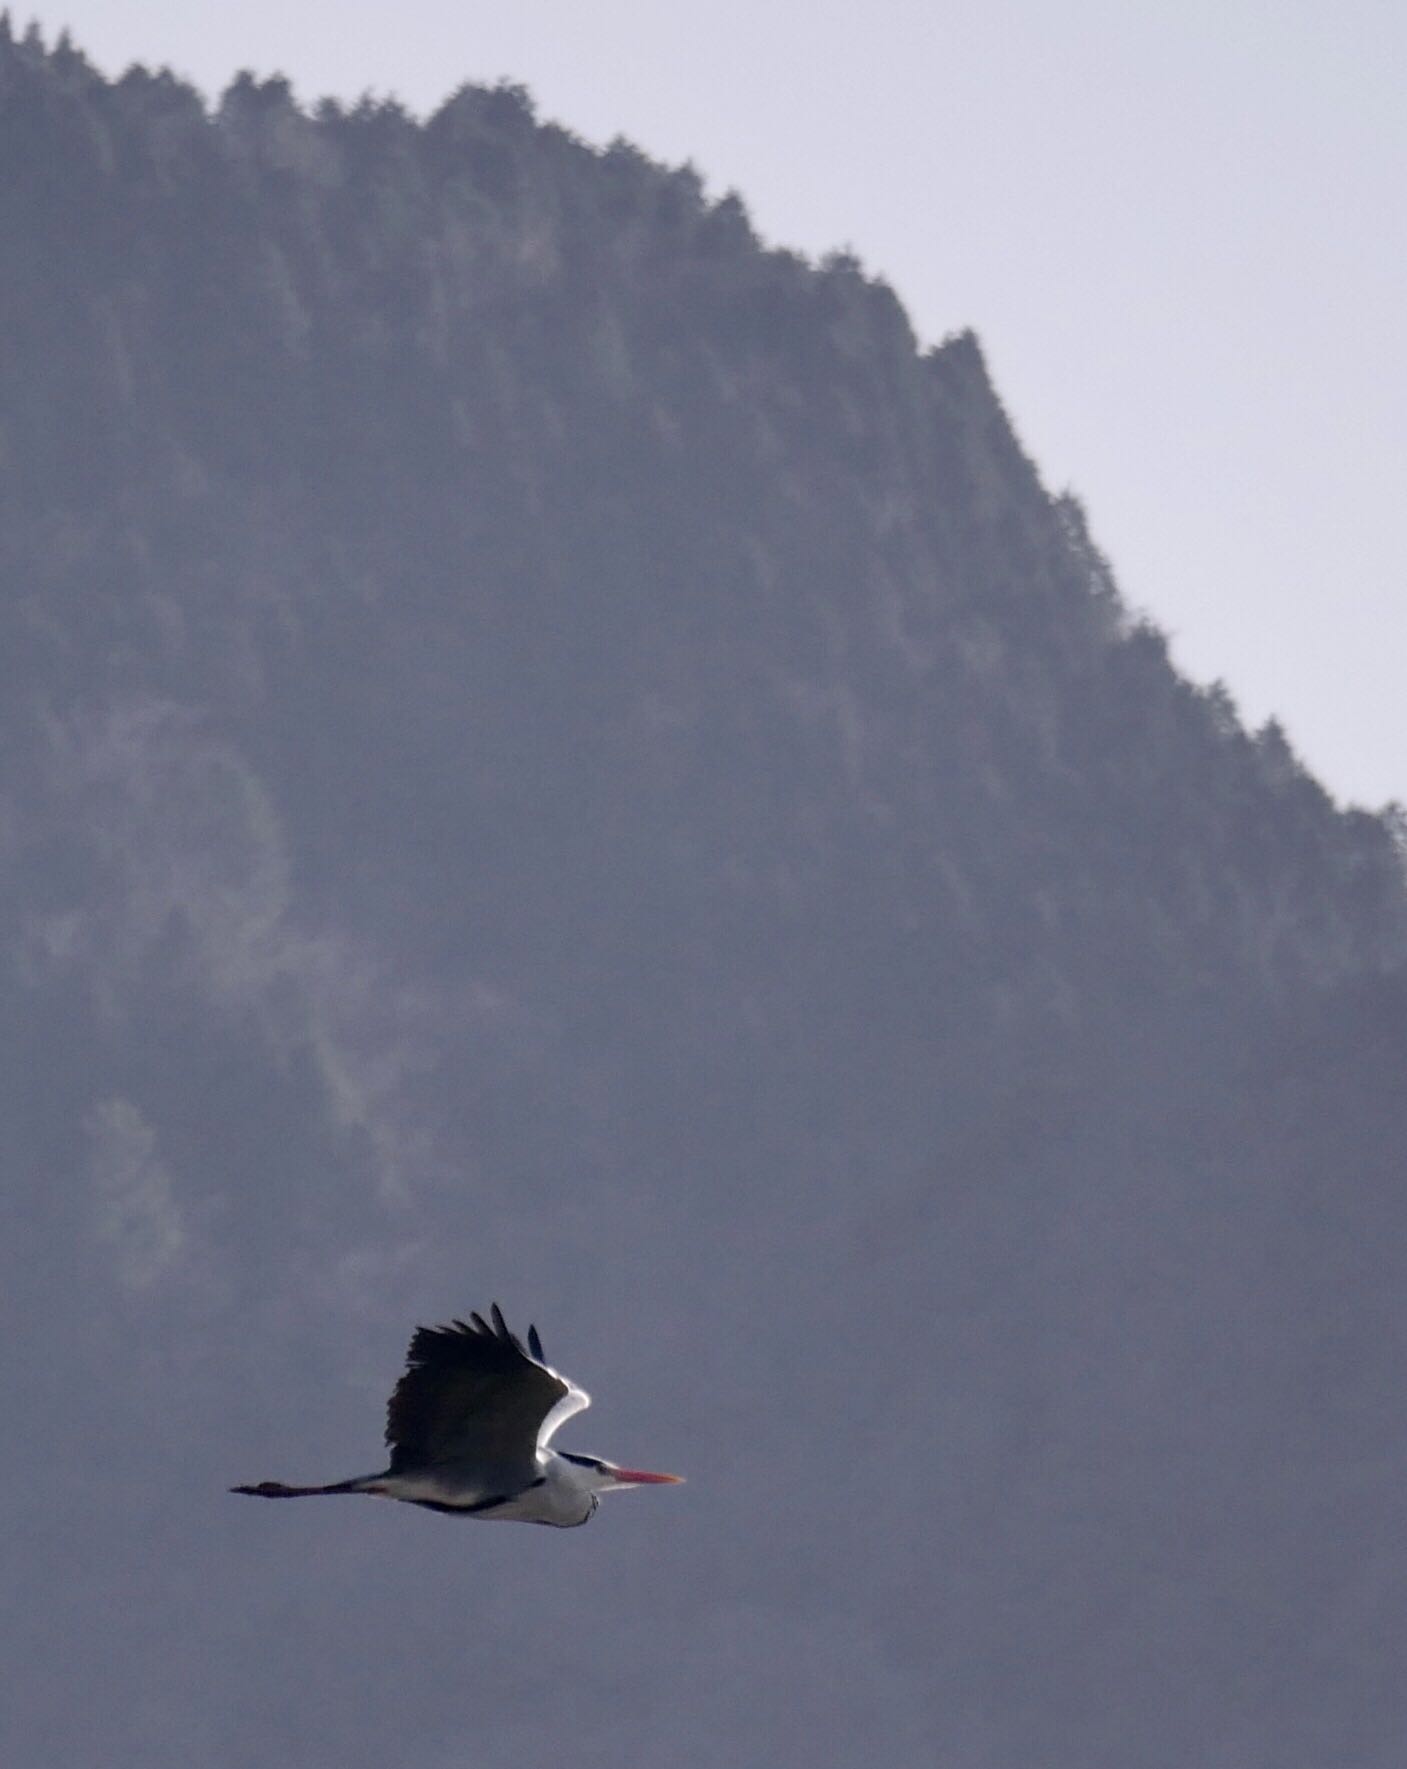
(232, 1305, 682, 1527)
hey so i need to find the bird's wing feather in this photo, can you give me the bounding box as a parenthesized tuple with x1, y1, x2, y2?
(537, 1381, 591, 1449)
(385, 1307, 587, 1486)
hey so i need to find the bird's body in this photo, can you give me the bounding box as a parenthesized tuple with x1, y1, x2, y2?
(232, 1305, 681, 1528)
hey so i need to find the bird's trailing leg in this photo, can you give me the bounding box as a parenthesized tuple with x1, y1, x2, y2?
(230, 1477, 371, 1498)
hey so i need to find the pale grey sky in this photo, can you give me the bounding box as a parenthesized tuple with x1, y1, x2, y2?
(31, 0, 1406, 806)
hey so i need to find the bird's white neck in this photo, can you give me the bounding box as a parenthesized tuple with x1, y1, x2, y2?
(529, 1451, 602, 1526)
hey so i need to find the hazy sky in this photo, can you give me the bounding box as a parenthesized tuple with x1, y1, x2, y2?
(31, 1, 1405, 806)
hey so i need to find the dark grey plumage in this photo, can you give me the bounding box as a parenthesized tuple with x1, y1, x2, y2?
(385, 1305, 567, 1493)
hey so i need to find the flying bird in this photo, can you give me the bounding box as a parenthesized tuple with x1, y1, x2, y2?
(231, 1305, 681, 1527)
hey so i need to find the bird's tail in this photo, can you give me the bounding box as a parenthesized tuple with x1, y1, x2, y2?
(230, 1477, 371, 1498)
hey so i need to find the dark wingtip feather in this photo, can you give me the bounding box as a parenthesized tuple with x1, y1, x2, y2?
(528, 1324, 544, 1363)
(469, 1311, 492, 1336)
(491, 1302, 527, 1354)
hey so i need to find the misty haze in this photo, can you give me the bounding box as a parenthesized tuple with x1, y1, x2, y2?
(3, 25, 1406, 1768)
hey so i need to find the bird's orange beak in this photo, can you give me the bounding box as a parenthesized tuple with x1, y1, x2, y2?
(613, 1467, 684, 1484)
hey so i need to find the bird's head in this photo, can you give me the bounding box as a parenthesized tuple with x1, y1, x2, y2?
(558, 1451, 683, 1494)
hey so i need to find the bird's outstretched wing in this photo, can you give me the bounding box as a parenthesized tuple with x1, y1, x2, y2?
(385, 1305, 589, 1486)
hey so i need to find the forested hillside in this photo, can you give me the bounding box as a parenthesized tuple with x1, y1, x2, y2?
(3, 27, 1405, 1768)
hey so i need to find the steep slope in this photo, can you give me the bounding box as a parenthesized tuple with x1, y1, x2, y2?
(2, 30, 1405, 1769)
